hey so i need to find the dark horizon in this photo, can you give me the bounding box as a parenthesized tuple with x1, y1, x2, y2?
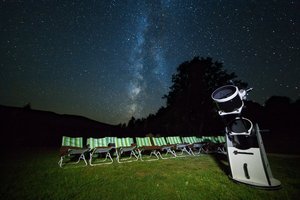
(1, 92, 299, 126)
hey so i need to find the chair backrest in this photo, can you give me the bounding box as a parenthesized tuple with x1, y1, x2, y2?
(166, 136, 182, 144)
(87, 138, 108, 149)
(62, 136, 83, 148)
(211, 136, 219, 143)
(105, 137, 116, 145)
(202, 136, 212, 143)
(152, 137, 168, 146)
(195, 137, 203, 143)
(217, 136, 226, 143)
(182, 136, 197, 144)
(136, 137, 152, 148)
(115, 137, 134, 148)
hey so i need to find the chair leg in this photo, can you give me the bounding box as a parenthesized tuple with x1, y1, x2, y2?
(80, 153, 88, 166)
(117, 149, 138, 163)
(138, 149, 143, 161)
(182, 147, 191, 156)
(160, 149, 176, 159)
(153, 150, 160, 160)
(130, 151, 139, 160)
(89, 153, 93, 166)
(145, 150, 160, 161)
(188, 147, 195, 156)
(58, 156, 64, 167)
(59, 153, 87, 168)
(90, 152, 114, 166)
(176, 147, 189, 157)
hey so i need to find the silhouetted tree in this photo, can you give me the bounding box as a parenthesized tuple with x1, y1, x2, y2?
(127, 116, 136, 129)
(23, 103, 31, 110)
(131, 57, 247, 136)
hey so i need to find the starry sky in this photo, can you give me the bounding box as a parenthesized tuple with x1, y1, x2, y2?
(0, 0, 299, 125)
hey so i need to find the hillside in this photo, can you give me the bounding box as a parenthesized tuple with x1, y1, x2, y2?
(0, 105, 120, 147)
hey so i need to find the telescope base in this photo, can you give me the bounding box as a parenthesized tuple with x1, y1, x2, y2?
(226, 124, 281, 190)
(229, 175, 281, 190)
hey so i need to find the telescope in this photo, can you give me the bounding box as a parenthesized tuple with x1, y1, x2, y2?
(211, 84, 281, 189)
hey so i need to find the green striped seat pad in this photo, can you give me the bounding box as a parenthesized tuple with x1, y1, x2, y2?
(115, 137, 134, 148)
(136, 137, 152, 147)
(166, 136, 182, 144)
(202, 136, 212, 142)
(105, 137, 116, 144)
(211, 137, 219, 143)
(87, 138, 108, 149)
(218, 136, 226, 143)
(182, 136, 197, 144)
(62, 136, 83, 148)
(152, 137, 167, 146)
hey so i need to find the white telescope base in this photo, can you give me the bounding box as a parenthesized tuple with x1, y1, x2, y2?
(226, 124, 281, 189)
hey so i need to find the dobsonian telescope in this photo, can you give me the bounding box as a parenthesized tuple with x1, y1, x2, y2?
(211, 84, 281, 189)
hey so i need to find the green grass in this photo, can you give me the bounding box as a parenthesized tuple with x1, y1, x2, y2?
(0, 149, 299, 200)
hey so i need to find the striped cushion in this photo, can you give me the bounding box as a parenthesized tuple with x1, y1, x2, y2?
(152, 137, 167, 146)
(202, 136, 212, 142)
(136, 137, 152, 147)
(115, 137, 134, 148)
(210, 137, 218, 143)
(87, 138, 108, 149)
(218, 136, 226, 143)
(166, 136, 182, 144)
(182, 136, 197, 144)
(105, 137, 116, 144)
(62, 136, 83, 148)
(195, 137, 203, 142)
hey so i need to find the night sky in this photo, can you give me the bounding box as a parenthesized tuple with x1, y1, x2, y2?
(1, 0, 299, 125)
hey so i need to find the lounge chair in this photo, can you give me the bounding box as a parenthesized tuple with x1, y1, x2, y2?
(201, 136, 215, 153)
(216, 136, 226, 154)
(166, 136, 191, 156)
(105, 137, 117, 146)
(87, 137, 114, 166)
(181, 136, 204, 156)
(115, 137, 138, 163)
(136, 137, 161, 161)
(152, 137, 177, 159)
(58, 136, 89, 168)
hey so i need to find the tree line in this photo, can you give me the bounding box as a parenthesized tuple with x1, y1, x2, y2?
(120, 57, 299, 142)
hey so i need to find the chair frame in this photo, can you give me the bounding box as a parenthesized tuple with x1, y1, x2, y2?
(136, 137, 162, 161)
(87, 137, 115, 166)
(152, 137, 177, 159)
(166, 136, 191, 157)
(115, 138, 139, 163)
(58, 146, 89, 168)
(89, 146, 114, 166)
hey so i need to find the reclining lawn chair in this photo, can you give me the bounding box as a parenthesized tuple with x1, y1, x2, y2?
(201, 136, 215, 153)
(115, 137, 138, 163)
(181, 136, 204, 156)
(136, 137, 161, 161)
(166, 136, 191, 156)
(152, 137, 176, 159)
(58, 136, 89, 168)
(87, 137, 114, 166)
(105, 137, 116, 146)
(216, 136, 226, 154)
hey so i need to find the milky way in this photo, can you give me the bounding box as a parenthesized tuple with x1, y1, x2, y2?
(0, 0, 299, 124)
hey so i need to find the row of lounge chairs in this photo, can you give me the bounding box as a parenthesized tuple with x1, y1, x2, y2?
(58, 135, 226, 168)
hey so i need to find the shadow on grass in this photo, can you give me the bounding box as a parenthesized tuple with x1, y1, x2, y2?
(211, 153, 231, 176)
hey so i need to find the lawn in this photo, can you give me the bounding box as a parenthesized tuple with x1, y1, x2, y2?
(0, 149, 299, 200)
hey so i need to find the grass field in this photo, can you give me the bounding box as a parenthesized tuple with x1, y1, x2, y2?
(0, 149, 299, 200)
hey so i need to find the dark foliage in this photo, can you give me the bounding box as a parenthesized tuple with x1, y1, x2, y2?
(127, 57, 247, 136)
